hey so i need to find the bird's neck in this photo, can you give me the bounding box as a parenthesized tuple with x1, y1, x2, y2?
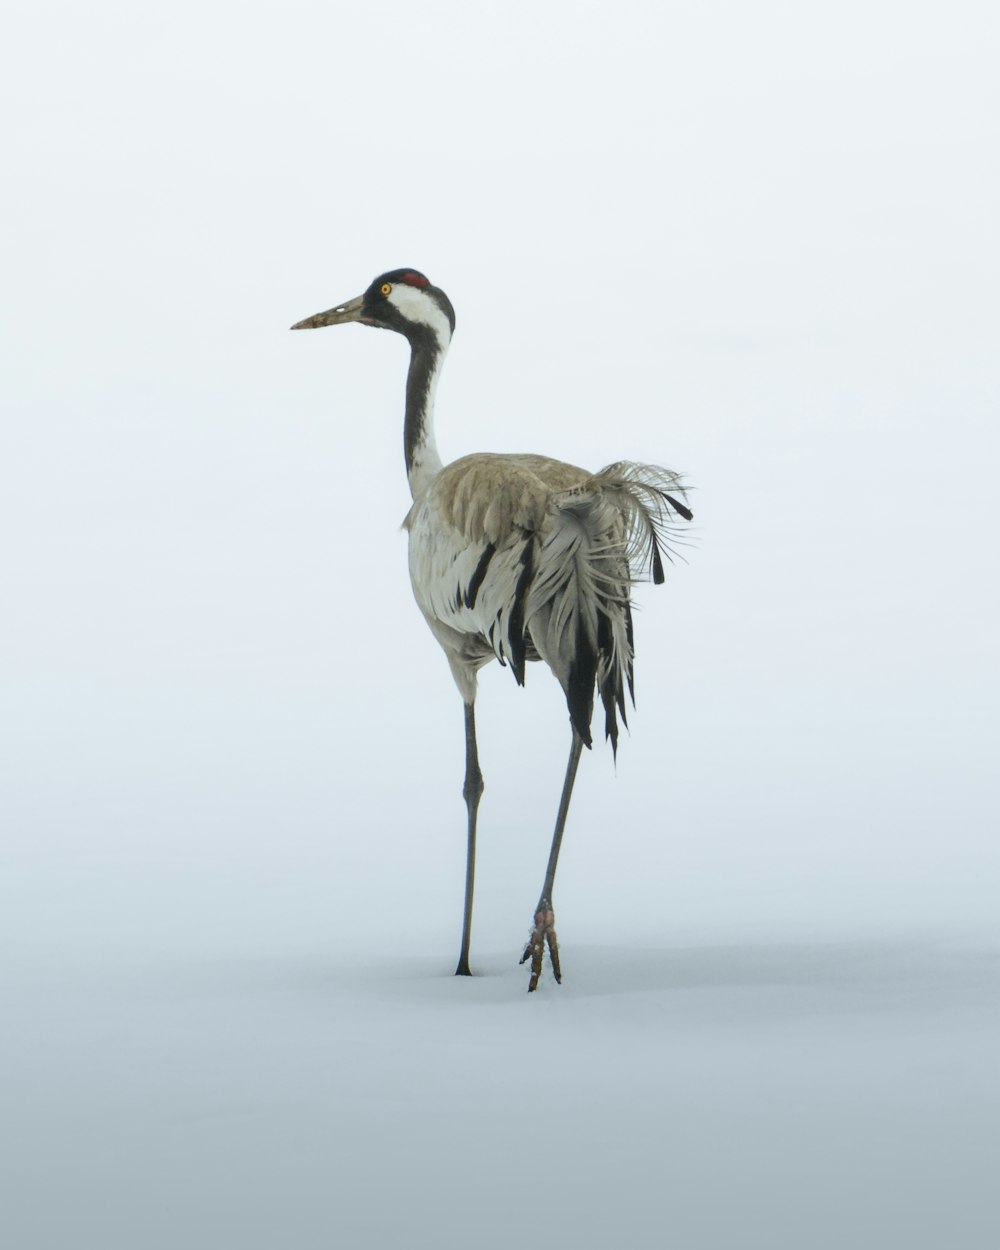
(404, 331, 448, 498)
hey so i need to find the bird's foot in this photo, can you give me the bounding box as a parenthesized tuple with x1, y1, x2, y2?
(519, 898, 561, 992)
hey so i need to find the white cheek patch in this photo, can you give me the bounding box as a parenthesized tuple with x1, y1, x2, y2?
(388, 284, 452, 350)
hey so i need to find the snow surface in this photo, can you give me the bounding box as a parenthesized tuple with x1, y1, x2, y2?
(6, 929, 1000, 1248)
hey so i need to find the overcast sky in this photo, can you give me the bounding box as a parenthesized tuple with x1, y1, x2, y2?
(3, 0, 998, 957)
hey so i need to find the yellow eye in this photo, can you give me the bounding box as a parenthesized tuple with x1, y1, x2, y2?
(380, 282, 392, 296)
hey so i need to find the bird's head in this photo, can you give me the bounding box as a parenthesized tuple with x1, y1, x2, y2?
(291, 269, 455, 352)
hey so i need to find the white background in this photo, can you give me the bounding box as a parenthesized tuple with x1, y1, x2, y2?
(3, 2, 999, 1246)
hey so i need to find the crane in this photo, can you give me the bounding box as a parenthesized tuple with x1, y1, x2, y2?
(291, 268, 692, 991)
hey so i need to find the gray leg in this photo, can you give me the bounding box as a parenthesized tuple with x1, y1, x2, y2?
(521, 730, 584, 991)
(456, 702, 484, 976)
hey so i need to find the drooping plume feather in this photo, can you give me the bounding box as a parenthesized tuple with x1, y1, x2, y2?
(407, 453, 693, 754)
(521, 461, 693, 753)
(590, 461, 693, 585)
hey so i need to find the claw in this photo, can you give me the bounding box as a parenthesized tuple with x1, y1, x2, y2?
(521, 899, 560, 992)
(546, 928, 562, 984)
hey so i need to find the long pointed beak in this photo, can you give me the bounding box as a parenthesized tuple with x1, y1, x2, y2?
(290, 293, 366, 330)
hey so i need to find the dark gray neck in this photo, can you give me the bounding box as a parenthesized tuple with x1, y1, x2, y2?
(404, 329, 446, 498)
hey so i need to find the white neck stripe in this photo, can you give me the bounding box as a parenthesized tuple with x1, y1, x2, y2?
(388, 284, 452, 351)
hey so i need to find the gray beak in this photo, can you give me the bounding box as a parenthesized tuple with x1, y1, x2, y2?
(290, 293, 366, 330)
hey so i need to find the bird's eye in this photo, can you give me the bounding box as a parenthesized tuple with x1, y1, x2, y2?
(380, 283, 393, 296)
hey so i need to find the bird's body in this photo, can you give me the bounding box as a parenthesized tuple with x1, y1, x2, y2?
(292, 269, 692, 990)
(405, 450, 687, 750)
(405, 453, 595, 701)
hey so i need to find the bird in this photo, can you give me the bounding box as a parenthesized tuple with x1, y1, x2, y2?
(291, 268, 692, 991)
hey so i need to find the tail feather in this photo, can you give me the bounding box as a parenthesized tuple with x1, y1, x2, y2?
(519, 461, 692, 753)
(507, 538, 536, 686)
(593, 461, 693, 582)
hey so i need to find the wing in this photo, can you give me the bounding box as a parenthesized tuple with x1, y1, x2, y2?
(406, 466, 537, 672)
(405, 452, 692, 749)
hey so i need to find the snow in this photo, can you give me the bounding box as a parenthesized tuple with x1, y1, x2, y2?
(6, 929, 1000, 1248)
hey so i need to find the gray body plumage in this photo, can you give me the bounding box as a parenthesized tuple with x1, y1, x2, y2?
(405, 452, 691, 751)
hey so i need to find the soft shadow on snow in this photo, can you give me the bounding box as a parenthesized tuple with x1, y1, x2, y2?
(118, 934, 1000, 1021)
(7, 932, 1000, 1250)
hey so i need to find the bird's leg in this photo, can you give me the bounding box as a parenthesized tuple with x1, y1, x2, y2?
(456, 701, 484, 976)
(520, 730, 584, 991)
